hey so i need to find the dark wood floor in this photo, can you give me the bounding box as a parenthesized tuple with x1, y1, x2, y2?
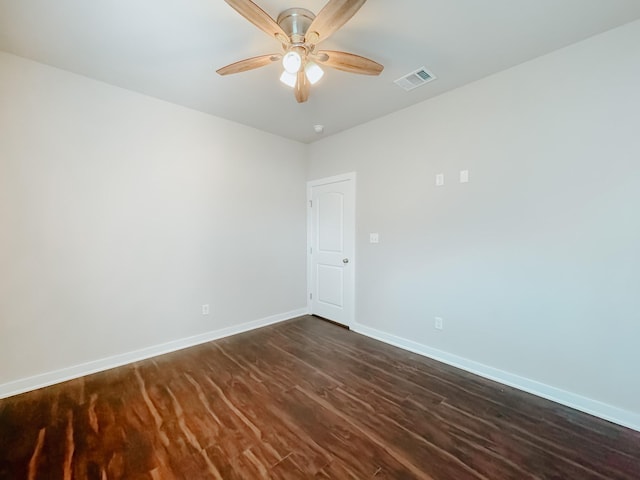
(1, 316, 639, 479)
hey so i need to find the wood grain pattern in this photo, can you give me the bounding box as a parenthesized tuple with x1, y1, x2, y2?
(216, 54, 281, 76)
(316, 50, 384, 75)
(1, 315, 639, 479)
(223, 0, 288, 41)
(306, 0, 368, 44)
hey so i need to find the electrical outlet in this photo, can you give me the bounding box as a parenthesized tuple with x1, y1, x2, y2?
(435, 174, 445, 187)
(202, 304, 210, 315)
(460, 170, 469, 183)
(434, 317, 444, 330)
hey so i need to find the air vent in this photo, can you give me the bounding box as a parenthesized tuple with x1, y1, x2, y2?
(394, 67, 436, 91)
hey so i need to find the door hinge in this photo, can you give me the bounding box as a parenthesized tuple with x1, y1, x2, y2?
(309, 200, 313, 207)
(309, 247, 312, 254)
(309, 293, 313, 300)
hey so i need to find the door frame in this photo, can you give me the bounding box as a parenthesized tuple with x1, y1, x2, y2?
(306, 172, 356, 327)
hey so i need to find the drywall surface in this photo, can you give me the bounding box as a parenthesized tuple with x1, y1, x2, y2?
(308, 21, 640, 417)
(0, 52, 307, 385)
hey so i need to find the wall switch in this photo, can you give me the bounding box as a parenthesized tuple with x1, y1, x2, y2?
(202, 304, 210, 315)
(435, 317, 444, 330)
(370, 233, 380, 244)
(435, 174, 445, 186)
(460, 170, 469, 183)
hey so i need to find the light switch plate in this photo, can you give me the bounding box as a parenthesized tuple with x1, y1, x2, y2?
(435, 174, 445, 186)
(370, 233, 379, 244)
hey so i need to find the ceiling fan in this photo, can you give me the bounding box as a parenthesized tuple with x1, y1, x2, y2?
(216, 0, 384, 103)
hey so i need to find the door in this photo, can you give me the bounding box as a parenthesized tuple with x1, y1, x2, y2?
(308, 173, 355, 327)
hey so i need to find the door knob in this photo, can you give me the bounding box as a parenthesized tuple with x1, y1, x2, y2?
(343, 258, 349, 264)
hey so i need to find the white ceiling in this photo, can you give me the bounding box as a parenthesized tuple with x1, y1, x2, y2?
(2, 0, 640, 143)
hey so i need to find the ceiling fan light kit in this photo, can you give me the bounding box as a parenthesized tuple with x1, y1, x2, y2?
(305, 62, 324, 85)
(279, 70, 297, 87)
(217, 0, 384, 103)
(282, 50, 302, 73)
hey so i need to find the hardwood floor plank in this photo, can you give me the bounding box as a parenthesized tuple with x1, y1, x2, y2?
(287, 318, 640, 470)
(1, 315, 639, 479)
(27, 427, 45, 480)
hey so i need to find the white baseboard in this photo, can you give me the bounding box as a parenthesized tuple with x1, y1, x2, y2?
(0, 308, 308, 400)
(352, 322, 640, 433)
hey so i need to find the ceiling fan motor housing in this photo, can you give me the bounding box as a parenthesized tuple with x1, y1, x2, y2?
(277, 8, 315, 43)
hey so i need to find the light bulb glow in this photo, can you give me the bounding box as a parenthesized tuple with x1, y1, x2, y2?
(305, 62, 324, 85)
(279, 70, 297, 88)
(282, 51, 302, 74)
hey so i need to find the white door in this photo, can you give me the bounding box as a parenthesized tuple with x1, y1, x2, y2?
(308, 174, 355, 327)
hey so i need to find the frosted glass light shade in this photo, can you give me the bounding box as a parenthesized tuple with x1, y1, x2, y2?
(305, 62, 324, 85)
(282, 51, 302, 74)
(280, 70, 297, 88)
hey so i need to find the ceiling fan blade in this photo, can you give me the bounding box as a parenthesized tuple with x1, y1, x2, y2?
(315, 50, 383, 75)
(216, 54, 281, 75)
(224, 0, 289, 43)
(295, 70, 309, 103)
(305, 0, 367, 44)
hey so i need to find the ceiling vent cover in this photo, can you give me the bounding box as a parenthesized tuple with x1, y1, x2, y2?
(394, 67, 436, 91)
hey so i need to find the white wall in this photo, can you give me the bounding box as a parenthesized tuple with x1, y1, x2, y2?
(0, 52, 307, 388)
(308, 21, 640, 421)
